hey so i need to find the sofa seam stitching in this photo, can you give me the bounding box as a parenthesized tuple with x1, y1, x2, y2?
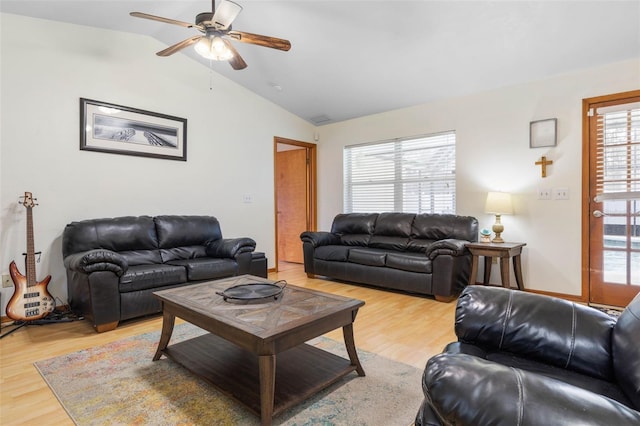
(513, 367, 524, 426)
(565, 303, 576, 369)
(499, 291, 513, 349)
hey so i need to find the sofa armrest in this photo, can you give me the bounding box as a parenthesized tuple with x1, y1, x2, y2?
(300, 231, 340, 247)
(206, 237, 256, 258)
(455, 286, 617, 380)
(425, 238, 468, 260)
(63, 249, 128, 277)
(423, 353, 640, 426)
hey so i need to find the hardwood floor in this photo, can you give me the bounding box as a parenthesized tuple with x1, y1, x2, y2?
(0, 263, 457, 425)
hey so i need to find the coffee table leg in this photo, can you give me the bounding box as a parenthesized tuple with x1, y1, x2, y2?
(343, 323, 366, 376)
(153, 308, 176, 361)
(259, 355, 276, 426)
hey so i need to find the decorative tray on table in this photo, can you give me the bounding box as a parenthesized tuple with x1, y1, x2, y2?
(216, 279, 287, 302)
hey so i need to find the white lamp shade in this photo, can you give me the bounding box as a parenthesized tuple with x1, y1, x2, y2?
(485, 192, 513, 215)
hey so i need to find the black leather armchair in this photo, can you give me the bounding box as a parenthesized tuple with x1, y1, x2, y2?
(416, 286, 640, 425)
(63, 215, 256, 332)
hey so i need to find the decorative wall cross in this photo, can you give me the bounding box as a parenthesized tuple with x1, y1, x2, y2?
(535, 156, 553, 178)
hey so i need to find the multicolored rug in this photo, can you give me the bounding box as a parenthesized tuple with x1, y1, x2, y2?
(35, 323, 424, 425)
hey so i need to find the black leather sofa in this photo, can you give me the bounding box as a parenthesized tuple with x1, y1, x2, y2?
(415, 286, 640, 425)
(62, 215, 258, 332)
(300, 213, 478, 302)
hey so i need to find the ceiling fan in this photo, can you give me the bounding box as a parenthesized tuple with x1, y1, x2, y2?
(130, 0, 291, 70)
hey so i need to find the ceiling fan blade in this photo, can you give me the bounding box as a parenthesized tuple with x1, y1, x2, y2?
(130, 12, 204, 31)
(156, 36, 202, 56)
(228, 31, 291, 51)
(222, 39, 247, 70)
(211, 0, 243, 30)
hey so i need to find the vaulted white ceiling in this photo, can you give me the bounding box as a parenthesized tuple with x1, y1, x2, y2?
(2, 1, 639, 125)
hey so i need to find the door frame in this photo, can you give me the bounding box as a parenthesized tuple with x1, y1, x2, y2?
(581, 89, 640, 305)
(273, 137, 317, 271)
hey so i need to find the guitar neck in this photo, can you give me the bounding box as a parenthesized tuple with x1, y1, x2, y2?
(26, 206, 36, 287)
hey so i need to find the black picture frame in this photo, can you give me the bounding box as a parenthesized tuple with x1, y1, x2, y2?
(80, 98, 187, 161)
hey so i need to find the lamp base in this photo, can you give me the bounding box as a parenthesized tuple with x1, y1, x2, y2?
(492, 233, 505, 243)
(492, 214, 505, 243)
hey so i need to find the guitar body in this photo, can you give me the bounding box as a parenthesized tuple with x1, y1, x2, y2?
(6, 260, 54, 321)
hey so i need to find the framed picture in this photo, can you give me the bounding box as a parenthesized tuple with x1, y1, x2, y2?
(80, 98, 187, 161)
(529, 118, 557, 148)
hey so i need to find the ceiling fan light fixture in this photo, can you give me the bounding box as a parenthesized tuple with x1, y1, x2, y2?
(194, 36, 234, 60)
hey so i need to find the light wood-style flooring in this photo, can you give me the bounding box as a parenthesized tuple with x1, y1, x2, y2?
(0, 263, 457, 425)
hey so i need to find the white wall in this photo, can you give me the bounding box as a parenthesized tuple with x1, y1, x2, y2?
(316, 59, 640, 297)
(0, 14, 315, 314)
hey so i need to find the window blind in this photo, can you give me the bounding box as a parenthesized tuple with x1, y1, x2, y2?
(594, 101, 640, 202)
(344, 131, 456, 213)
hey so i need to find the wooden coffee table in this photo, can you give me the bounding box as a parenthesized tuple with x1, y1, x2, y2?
(152, 275, 365, 426)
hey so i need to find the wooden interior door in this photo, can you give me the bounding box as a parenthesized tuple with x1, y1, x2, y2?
(276, 147, 308, 264)
(584, 90, 640, 307)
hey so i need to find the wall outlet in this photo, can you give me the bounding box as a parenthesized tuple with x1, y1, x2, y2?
(2, 274, 12, 288)
(554, 187, 570, 200)
(242, 194, 253, 203)
(537, 188, 551, 200)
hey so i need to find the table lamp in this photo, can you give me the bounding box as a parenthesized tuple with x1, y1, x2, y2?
(485, 192, 513, 243)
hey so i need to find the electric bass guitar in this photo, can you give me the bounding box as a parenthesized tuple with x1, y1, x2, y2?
(6, 192, 54, 321)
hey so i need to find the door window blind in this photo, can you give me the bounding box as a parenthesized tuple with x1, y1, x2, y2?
(343, 131, 456, 213)
(594, 101, 640, 202)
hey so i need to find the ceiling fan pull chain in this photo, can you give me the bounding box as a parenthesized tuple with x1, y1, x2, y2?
(209, 59, 214, 91)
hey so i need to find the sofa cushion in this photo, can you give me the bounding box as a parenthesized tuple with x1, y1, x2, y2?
(386, 252, 432, 273)
(349, 248, 387, 267)
(167, 258, 237, 281)
(445, 341, 633, 408)
(372, 213, 414, 236)
(119, 264, 187, 292)
(314, 245, 350, 262)
(161, 246, 208, 262)
(332, 213, 377, 246)
(406, 239, 436, 253)
(412, 213, 478, 242)
(369, 236, 410, 251)
(62, 216, 162, 265)
(155, 216, 224, 262)
(118, 250, 163, 266)
(369, 213, 414, 250)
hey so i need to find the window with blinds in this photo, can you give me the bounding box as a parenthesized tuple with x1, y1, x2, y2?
(343, 131, 456, 213)
(594, 102, 640, 201)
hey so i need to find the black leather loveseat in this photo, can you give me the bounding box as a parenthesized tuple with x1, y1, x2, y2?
(62, 215, 257, 332)
(300, 213, 478, 302)
(416, 286, 640, 425)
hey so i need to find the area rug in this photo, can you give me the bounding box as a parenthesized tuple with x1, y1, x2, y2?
(34, 323, 424, 425)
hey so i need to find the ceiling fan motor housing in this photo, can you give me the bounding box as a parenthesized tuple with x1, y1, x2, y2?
(195, 12, 214, 26)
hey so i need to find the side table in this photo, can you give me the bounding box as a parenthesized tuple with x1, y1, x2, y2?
(465, 242, 526, 290)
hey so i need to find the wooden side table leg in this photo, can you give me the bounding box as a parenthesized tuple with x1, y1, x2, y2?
(153, 307, 175, 361)
(483, 256, 492, 285)
(513, 255, 525, 290)
(343, 322, 365, 376)
(469, 255, 479, 285)
(499, 257, 511, 289)
(259, 354, 276, 426)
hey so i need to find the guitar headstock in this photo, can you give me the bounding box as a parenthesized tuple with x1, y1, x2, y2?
(21, 192, 35, 208)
